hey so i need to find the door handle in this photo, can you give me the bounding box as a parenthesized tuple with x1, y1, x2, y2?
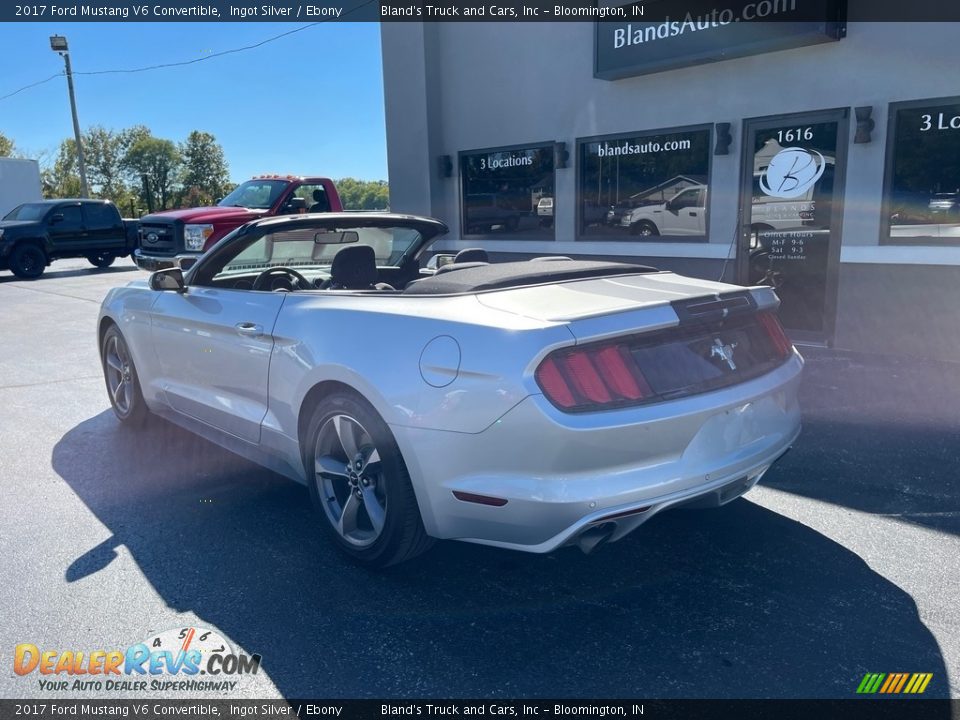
(689, 211, 698, 217)
(235, 322, 264, 337)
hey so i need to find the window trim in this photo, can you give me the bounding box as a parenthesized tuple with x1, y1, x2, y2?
(458, 140, 557, 242)
(575, 123, 714, 244)
(881, 95, 960, 247)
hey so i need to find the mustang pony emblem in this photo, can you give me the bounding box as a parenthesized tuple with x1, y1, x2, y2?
(710, 338, 738, 370)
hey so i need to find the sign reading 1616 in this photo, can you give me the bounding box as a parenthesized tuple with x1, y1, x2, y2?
(921, 112, 960, 131)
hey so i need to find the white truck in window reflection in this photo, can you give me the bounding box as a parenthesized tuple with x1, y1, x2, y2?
(620, 186, 706, 236)
(621, 174, 830, 238)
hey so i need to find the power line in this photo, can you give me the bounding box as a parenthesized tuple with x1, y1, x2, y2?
(0, 0, 377, 103)
(0, 72, 63, 102)
(74, 21, 326, 76)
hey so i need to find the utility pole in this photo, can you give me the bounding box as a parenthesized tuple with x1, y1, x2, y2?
(49, 35, 89, 198)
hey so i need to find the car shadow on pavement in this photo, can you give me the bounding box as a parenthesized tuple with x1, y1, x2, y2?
(762, 348, 960, 536)
(53, 410, 948, 700)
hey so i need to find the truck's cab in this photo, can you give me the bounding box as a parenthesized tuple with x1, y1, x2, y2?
(621, 185, 707, 237)
(134, 175, 343, 272)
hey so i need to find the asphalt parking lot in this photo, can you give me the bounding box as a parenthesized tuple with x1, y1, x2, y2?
(0, 258, 958, 701)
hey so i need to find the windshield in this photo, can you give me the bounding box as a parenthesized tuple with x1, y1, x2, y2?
(208, 225, 425, 282)
(217, 180, 289, 210)
(3, 203, 49, 221)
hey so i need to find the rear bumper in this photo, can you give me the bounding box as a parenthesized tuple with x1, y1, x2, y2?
(391, 352, 803, 553)
(133, 249, 200, 272)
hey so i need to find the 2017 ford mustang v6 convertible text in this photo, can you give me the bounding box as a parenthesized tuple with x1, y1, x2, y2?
(98, 213, 802, 566)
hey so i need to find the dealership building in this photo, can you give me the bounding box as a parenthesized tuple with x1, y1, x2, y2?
(381, 10, 960, 359)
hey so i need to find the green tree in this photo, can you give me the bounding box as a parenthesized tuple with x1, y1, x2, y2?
(42, 139, 81, 198)
(179, 130, 230, 206)
(0, 132, 15, 158)
(84, 126, 130, 202)
(335, 178, 390, 210)
(123, 135, 181, 212)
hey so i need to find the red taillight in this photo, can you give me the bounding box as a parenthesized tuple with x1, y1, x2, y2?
(758, 312, 793, 358)
(534, 357, 576, 408)
(593, 346, 650, 400)
(563, 352, 612, 404)
(535, 342, 652, 411)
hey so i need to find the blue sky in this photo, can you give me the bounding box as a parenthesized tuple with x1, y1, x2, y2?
(0, 22, 387, 181)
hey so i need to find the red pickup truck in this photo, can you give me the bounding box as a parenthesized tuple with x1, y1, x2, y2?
(134, 175, 343, 271)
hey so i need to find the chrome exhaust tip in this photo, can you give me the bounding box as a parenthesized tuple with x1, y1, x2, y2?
(576, 522, 616, 554)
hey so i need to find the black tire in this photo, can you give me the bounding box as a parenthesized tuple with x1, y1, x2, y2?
(304, 391, 433, 567)
(9, 243, 47, 279)
(630, 220, 659, 237)
(87, 252, 117, 268)
(100, 324, 150, 427)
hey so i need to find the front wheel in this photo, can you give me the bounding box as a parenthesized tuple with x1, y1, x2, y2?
(630, 221, 659, 237)
(87, 252, 117, 268)
(9, 243, 46, 279)
(305, 391, 433, 567)
(101, 324, 150, 426)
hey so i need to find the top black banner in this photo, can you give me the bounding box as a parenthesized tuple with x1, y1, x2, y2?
(3, 0, 960, 21)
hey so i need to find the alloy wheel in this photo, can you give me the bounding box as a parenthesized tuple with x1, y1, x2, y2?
(104, 334, 134, 415)
(314, 414, 387, 547)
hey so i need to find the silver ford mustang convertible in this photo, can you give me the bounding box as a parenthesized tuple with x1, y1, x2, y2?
(98, 213, 802, 566)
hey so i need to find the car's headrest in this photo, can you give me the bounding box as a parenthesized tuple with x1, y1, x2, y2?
(434, 261, 488, 275)
(330, 244, 378, 289)
(312, 188, 325, 201)
(454, 247, 489, 264)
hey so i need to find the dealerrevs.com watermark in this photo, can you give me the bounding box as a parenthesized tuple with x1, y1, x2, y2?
(13, 627, 262, 694)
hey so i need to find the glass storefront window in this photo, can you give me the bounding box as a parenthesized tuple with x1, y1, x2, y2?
(459, 143, 555, 239)
(884, 98, 960, 244)
(577, 126, 712, 241)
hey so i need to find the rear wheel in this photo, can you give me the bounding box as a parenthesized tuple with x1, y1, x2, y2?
(87, 252, 117, 268)
(305, 391, 433, 567)
(9, 243, 46, 279)
(101, 324, 150, 426)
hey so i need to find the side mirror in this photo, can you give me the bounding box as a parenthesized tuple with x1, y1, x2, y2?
(149, 268, 186, 293)
(665, 200, 678, 214)
(50, 213, 64, 224)
(426, 253, 456, 270)
(287, 197, 307, 213)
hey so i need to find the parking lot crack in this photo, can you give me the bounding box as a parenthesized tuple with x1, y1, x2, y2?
(0, 282, 102, 304)
(0, 375, 101, 390)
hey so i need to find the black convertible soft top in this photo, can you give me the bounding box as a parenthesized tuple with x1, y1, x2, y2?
(404, 260, 659, 295)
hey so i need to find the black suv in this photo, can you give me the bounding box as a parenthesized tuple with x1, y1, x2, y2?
(0, 199, 140, 279)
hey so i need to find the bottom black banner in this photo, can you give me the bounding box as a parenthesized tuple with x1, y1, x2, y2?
(0, 699, 955, 720)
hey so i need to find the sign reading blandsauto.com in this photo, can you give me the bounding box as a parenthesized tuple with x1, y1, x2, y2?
(594, 0, 846, 80)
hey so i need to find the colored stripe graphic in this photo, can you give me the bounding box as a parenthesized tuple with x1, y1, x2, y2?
(893, 673, 909, 693)
(857, 673, 885, 694)
(857, 672, 932, 694)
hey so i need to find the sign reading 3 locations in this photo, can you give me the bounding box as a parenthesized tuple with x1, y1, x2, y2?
(594, 0, 847, 79)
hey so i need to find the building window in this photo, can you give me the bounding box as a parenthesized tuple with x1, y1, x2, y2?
(577, 126, 712, 241)
(884, 97, 960, 245)
(459, 143, 555, 239)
